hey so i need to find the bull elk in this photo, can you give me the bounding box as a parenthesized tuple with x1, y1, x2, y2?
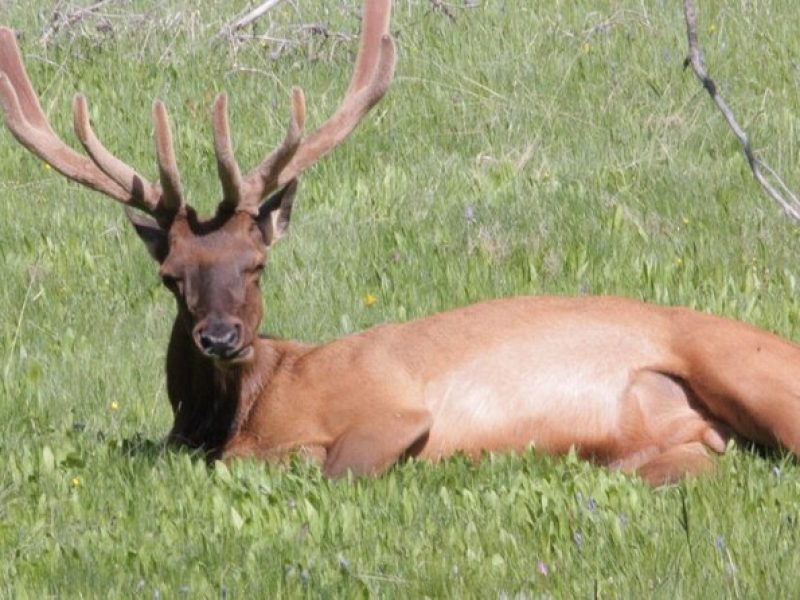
(3, 1, 800, 486)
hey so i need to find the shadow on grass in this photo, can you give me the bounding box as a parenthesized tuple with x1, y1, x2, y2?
(745, 440, 794, 464)
(112, 432, 223, 469)
(114, 433, 167, 461)
(105, 430, 796, 483)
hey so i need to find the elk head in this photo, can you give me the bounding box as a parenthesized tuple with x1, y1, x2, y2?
(0, 0, 394, 365)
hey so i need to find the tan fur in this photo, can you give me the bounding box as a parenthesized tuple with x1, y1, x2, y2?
(214, 295, 800, 483)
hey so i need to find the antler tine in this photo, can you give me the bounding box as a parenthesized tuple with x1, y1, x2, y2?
(0, 26, 133, 204)
(238, 0, 394, 207)
(275, 33, 395, 188)
(152, 100, 184, 213)
(346, 0, 393, 96)
(0, 29, 53, 135)
(212, 93, 244, 210)
(237, 87, 305, 213)
(73, 94, 160, 212)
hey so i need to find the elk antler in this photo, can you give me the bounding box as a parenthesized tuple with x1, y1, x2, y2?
(214, 87, 305, 212)
(0, 27, 184, 217)
(216, 0, 396, 214)
(0, 0, 394, 219)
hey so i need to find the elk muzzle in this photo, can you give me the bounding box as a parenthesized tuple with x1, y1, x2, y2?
(193, 317, 247, 361)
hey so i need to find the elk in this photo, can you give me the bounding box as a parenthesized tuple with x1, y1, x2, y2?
(3, 1, 800, 486)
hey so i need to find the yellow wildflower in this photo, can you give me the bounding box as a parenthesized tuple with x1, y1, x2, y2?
(71, 476, 81, 488)
(363, 293, 377, 307)
(110, 401, 119, 411)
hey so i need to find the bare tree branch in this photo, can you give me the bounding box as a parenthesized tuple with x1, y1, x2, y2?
(41, 0, 116, 46)
(429, 0, 457, 22)
(683, 0, 800, 222)
(224, 0, 288, 34)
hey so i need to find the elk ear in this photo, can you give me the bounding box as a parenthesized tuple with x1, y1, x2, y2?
(256, 179, 298, 248)
(125, 208, 169, 263)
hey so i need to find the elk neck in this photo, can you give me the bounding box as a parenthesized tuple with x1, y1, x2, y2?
(163, 311, 293, 459)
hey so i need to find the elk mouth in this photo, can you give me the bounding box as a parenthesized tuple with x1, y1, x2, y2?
(208, 344, 254, 366)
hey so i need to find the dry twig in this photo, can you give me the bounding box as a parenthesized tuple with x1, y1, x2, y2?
(223, 0, 288, 35)
(683, 0, 800, 222)
(41, 0, 116, 46)
(429, 0, 457, 22)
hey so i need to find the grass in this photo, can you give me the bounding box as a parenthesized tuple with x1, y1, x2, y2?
(2, 0, 800, 596)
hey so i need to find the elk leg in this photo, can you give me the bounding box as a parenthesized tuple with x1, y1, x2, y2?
(636, 441, 714, 485)
(323, 408, 433, 478)
(608, 369, 729, 484)
(222, 432, 327, 466)
(677, 315, 800, 453)
(220, 431, 264, 462)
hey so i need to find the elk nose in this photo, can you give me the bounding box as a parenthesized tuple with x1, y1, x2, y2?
(196, 319, 242, 358)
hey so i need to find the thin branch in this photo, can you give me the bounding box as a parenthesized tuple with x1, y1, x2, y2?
(429, 0, 457, 22)
(224, 0, 287, 34)
(683, 0, 800, 222)
(41, 0, 116, 46)
(225, 25, 355, 61)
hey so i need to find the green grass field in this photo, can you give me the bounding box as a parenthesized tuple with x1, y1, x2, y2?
(3, 0, 800, 596)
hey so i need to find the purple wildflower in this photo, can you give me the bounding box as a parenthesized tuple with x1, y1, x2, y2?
(537, 560, 549, 576)
(573, 531, 584, 550)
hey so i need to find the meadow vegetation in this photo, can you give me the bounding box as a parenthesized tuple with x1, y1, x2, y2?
(2, 0, 800, 596)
